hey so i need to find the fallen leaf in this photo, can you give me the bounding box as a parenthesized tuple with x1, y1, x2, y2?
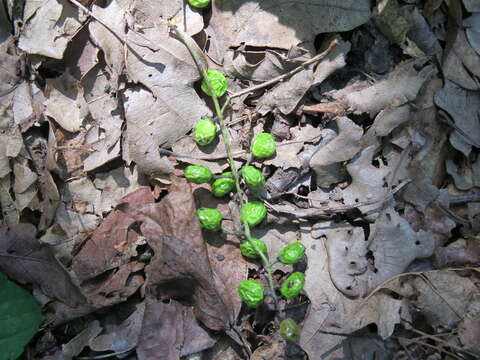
(18, 0, 83, 59)
(89, 303, 145, 353)
(62, 320, 103, 359)
(309, 117, 363, 188)
(0, 223, 85, 307)
(44, 73, 89, 133)
(464, 13, 480, 55)
(137, 298, 216, 360)
(206, 0, 371, 61)
(435, 80, 480, 156)
(118, 178, 235, 331)
(72, 187, 154, 281)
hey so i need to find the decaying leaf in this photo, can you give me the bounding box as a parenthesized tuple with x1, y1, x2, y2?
(309, 117, 363, 187)
(0, 223, 85, 307)
(137, 298, 216, 360)
(18, 0, 84, 58)
(118, 178, 235, 331)
(206, 0, 371, 61)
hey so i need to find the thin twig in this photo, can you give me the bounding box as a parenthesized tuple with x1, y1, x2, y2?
(228, 39, 338, 100)
(395, 336, 466, 360)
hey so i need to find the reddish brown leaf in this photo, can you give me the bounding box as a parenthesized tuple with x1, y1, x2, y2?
(137, 298, 215, 360)
(0, 223, 85, 307)
(118, 178, 234, 331)
(72, 187, 154, 281)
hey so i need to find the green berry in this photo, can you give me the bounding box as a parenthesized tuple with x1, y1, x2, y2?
(240, 201, 267, 227)
(280, 318, 301, 343)
(240, 238, 268, 259)
(187, 0, 211, 8)
(251, 133, 276, 159)
(201, 70, 228, 97)
(278, 242, 305, 264)
(194, 118, 216, 146)
(196, 207, 222, 231)
(211, 172, 235, 197)
(237, 280, 264, 307)
(184, 165, 212, 184)
(280, 272, 305, 299)
(242, 165, 266, 190)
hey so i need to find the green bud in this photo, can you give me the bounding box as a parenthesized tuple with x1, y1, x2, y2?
(279, 318, 301, 343)
(201, 70, 228, 97)
(187, 0, 211, 8)
(242, 165, 266, 190)
(237, 280, 264, 307)
(184, 165, 213, 184)
(251, 133, 276, 159)
(280, 272, 305, 299)
(194, 118, 216, 146)
(240, 238, 268, 259)
(211, 172, 235, 197)
(196, 207, 222, 231)
(278, 242, 305, 264)
(240, 201, 267, 227)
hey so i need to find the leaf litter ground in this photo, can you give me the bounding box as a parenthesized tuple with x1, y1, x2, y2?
(0, 0, 480, 359)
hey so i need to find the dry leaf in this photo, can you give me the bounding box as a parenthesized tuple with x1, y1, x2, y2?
(0, 223, 85, 307)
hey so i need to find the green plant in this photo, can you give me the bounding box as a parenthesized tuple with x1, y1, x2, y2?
(184, 165, 213, 184)
(0, 272, 43, 360)
(240, 237, 268, 259)
(194, 118, 217, 146)
(174, 26, 305, 345)
(187, 0, 211, 8)
(251, 133, 276, 158)
(279, 318, 301, 343)
(280, 272, 305, 299)
(211, 172, 235, 197)
(278, 242, 305, 264)
(237, 280, 264, 307)
(240, 201, 267, 227)
(242, 165, 266, 190)
(201, 70, 228, 97)
(196, 207, 222, 231)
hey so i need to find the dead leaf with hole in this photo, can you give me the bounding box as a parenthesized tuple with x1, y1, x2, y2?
(18, 0, 84, 59)
(206, 0, 371, 62)
(435, 80, 480, 157)
(0, 223, 85, 307)
(118, 178, 236, 332)
(310, 117, 363, 188)
(72, 187, 154, 282)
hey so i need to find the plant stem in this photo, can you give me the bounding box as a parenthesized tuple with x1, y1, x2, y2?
(173, 25, 279, 312)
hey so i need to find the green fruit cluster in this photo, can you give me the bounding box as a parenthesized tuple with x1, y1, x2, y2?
(201, 70, 228, 97)
(278, 242, 305, 264)
(187, 0, 211, 8)
(240, 238, 268, 259)
(237, 280, 264, 307)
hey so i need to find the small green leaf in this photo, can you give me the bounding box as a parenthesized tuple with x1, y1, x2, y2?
(211, 172, 235, 197)
(187, 0, 211, 8)
(278, 242, 305, 264)
(240, 202, 267, 227)
(237, 280, 264, 307)
(0, 272, 43, 360)
(240, 238, 268, 259)
(184, 165, 213, 184)
(241, 165, 266, 190)
(251, 133, 276, 158)
(201, 70, 228, 97)
(196, 207, 223, 231)
(194, 118, 216, 146)
(280, 272, 305, 299)
(279, 318, 301, 343)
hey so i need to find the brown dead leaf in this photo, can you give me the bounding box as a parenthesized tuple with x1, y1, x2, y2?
(118, 178, 235, 331)
(0, 223, 85, 307)
(72, 187, 154, 282)
(137, 298, 216, 360)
